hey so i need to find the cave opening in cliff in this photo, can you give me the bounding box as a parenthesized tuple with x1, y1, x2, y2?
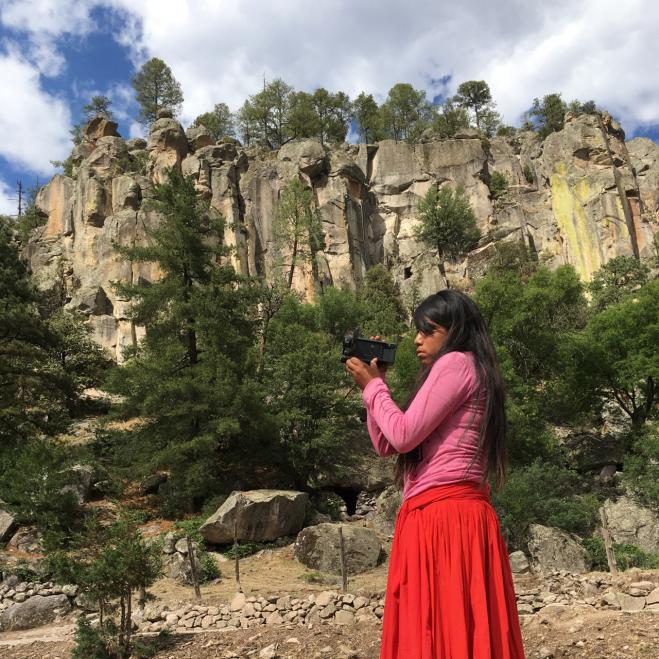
(404, 266, 413, 279)
(332, 486, 360, 516)
(93, 287, 114, 316)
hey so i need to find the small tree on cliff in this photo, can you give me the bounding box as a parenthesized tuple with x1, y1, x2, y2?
(132, 57, 184, 126)
(453, 80, 497, 132)
(192, 102, 235, 140)
(528, 93, 567, 139)
(414, 185, 480, 288)
(83, 95, 114, 120)
(381, 83, 430, 142)
(273, 178, 324, 290)
(353, 92, 385, 143)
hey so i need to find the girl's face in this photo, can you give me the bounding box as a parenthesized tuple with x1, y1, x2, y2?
(414, 321, 448, 365)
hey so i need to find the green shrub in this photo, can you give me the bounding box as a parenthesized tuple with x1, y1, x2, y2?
(622, 423, 659, 507)
(493, 460, 599, 549)
(173, 516, 206, 545)
(489, 170, 508, 199)
(16, 204, 47, 244)
(72, 617, 112, 659)
(523, 164, 534, 184)
(117, 150, 150, 176)
(583, 536, 659, 571)
(223, 540, 266, 560)
(200, 552, 221, 582)
(0, 440, 83, 548)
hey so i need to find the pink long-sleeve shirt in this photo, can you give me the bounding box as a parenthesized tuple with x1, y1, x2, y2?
(362, 350, 487, 500)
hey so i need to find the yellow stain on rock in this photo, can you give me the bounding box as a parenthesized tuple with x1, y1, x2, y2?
(549, 161, 628, 281)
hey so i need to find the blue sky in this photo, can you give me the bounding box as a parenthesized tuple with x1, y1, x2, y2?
(1, 0, 658, 215)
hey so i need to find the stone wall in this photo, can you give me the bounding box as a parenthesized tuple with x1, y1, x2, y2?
(25, 115, 659, 360)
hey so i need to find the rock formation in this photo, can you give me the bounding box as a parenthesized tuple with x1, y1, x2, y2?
(25, 113, 658, 360)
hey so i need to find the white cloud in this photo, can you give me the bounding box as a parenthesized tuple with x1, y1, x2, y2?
(484, 0, 659, 131)
(0, 0, 657, 169)
(0, 52, 72, 174)
(0, 179, 16, 216)
(95, 0, 658, 135)
(1, 0, 98, 76)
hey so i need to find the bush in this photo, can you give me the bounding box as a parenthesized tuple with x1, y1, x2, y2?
(493, 460, 599, 549)
(622, 422, 659, 507)
(200, 552, 221, 582)
(72, 617, 112, 659)
(223, 541, 266, 560)
(523, 164, 534, 184)
(489, 170, 508, 199)
(583, 536, 659, 571)
(173, 516, 206, 545)
(496, 125, 516, 137)
(47, 512, 162, 658)
(0, 440, 83, 548)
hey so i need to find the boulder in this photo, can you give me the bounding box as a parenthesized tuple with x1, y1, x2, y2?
(84, 137, 129, 178)
(372, 486, 403, 536)
(453, 128, 480, 139)
(508, 550, 530, 574)
(162, 531, 176, 554)
(83, 117, 120, 143)
(147, 117, 188, 155)
(126, 138, 147, 151)
(7, 527, 43, 554)
(162, 551, 202, 584)
(186, 125, 213, 152)
(277, 139, 327, 177)
(60, 464, 93, 503)
(0, 594, 71, 631)
(0, 507, 15, 543)
(602, 496, 659, 553)
(34, 174, 75, 238)
(527, 525, 588, 573)
(199, 490, 309, 544)
(111, 175, 142, 212)
(293, 523, 382, 574)
(147, 117, 188, 184)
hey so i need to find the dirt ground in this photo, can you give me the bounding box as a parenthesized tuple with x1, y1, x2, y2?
(1, 548, 657, 658)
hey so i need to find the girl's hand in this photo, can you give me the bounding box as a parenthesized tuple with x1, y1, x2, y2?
(346, 356, 383, 391)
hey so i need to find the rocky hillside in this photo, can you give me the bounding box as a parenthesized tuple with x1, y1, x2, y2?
(24, 112, 658, 360)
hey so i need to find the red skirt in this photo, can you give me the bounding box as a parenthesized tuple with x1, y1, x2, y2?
(380, 482, 526, 659)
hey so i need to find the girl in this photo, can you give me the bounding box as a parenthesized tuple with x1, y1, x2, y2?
(346, 289, 525, 659)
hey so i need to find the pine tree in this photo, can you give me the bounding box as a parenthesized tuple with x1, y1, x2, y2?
(192, 102, 235, 140)
(132, 57, 184, 126)
(311, 88, 352, 144)
(414, 186, 480, 287)
(453, 80, 498, 132)
(528, 93, 567, 139)
(105, 169, 264, 510)
(431, 99, 470, 138)
(82, 95, 114, 120)
(0, 217, 69, 443)
(358, 265, 407, 338)
(381, 83, 430, 142)
(273, 178, 324, 290)
(353, 92, 384, 143)
(260, 295, 361, 489)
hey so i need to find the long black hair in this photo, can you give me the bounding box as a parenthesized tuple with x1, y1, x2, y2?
(394, 289, 507, 489)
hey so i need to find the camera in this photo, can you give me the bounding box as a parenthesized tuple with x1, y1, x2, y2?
(340, 330, 397, 365)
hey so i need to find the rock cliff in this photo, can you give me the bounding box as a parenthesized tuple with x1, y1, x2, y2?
(25, 114, 658, 359)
